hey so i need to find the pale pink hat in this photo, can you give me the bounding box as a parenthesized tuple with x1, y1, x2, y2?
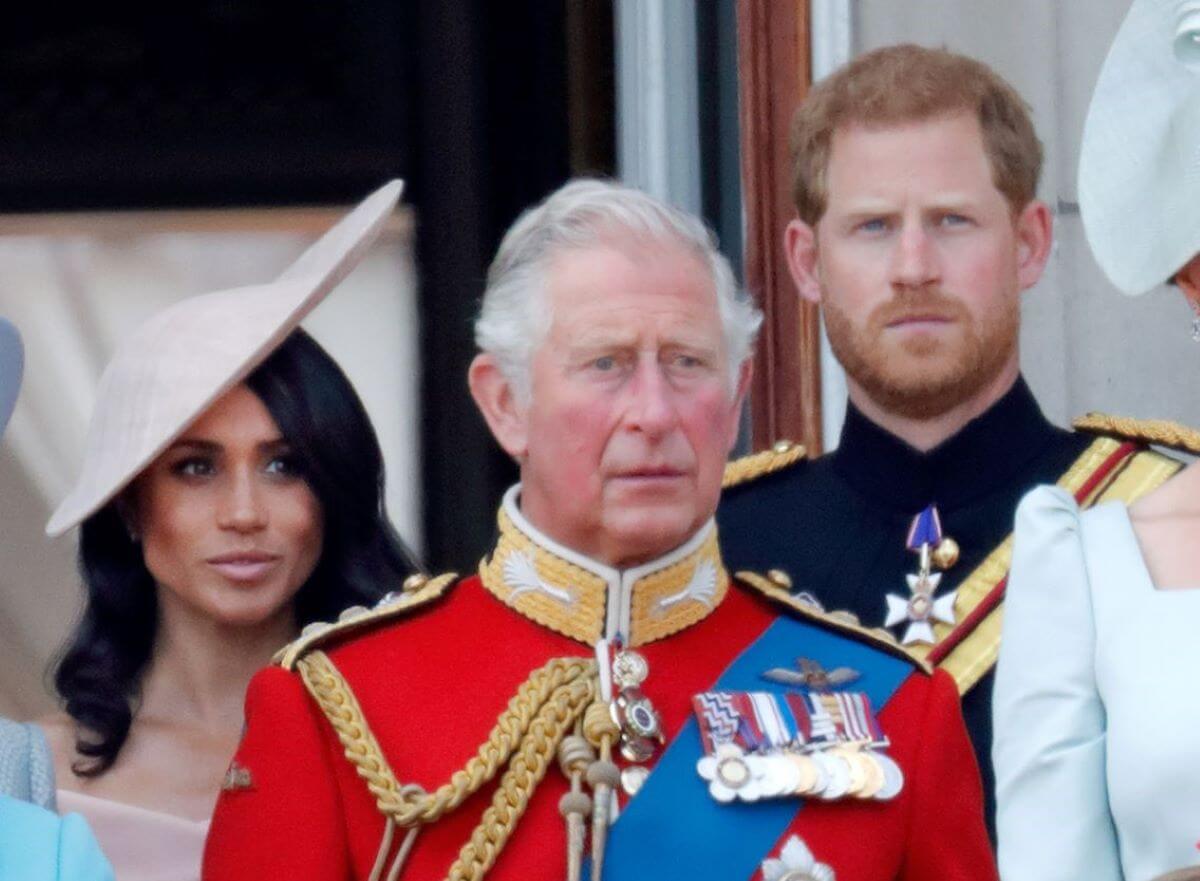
(46, 179, 404, 536)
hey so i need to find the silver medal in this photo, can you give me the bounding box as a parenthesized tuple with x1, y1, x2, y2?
(812, 751, 851, 800)
(872, 752, 905, 800)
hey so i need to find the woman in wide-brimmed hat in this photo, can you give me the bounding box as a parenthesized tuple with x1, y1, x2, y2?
(0, 318, 114, 881)
(5, 181, 418, 881)
(993, 4, 1200, 880)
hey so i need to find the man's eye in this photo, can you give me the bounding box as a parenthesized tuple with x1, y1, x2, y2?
(593, 356, 617, 371)
(857, 218, 889, 233)
(172, 458, 214, 478)
(674, 354, 703, 369)
(941, 213, 970, 227)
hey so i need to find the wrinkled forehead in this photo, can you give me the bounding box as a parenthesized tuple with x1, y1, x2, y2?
(540, 239, 722, 345)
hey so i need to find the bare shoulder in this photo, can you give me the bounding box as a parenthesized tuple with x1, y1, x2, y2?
(1125, 462, 1200, 588)
(1130, 459, 1200, 520)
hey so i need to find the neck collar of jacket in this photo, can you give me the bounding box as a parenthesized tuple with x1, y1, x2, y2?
(832, 376, 1060, 513)
(479, 485, 729, 647)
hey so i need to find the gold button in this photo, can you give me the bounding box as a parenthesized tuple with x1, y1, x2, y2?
(767, 569, 793, 589)
(338, 605, 370, 623)
(403, 573, 430, 593)
(772, 440, 794, 454)
(871, 627, 898, 644)
(932, 537, 960, 570)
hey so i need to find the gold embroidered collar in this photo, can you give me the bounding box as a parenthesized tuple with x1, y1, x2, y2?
(479, 485, 729, 647)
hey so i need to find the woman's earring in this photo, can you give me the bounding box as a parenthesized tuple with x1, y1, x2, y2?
(115, 498, 140, 543)
(1192, 309, 1200, 342)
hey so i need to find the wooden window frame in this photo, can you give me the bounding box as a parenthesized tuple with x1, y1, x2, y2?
(737, 0, 823, 454)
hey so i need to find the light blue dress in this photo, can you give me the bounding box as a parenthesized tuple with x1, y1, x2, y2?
(0, 795, 113, 880)
(0, 718, 55, 809)
(994, 486, 1200, 881)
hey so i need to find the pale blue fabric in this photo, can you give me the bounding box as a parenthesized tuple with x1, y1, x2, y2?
(0, 795, 113, 881)
(0, 718, 55, 810)
(995, 486, 1200, 881)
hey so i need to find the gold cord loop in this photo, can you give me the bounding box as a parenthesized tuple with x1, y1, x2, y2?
(297, 651, 600, 881)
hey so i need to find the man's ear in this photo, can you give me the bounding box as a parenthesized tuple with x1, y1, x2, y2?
(726, 358, 754, 454)
(468, 354, 529, 459)
(1014, 199, 1054, 291)
(784, 219, 823, 304)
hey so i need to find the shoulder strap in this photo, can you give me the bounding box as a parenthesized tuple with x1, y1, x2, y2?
(275, 572, 458, 670)
(913, 432, 1181, 694)
(736, 569, 931, 674)
(722, 440, 806, 489)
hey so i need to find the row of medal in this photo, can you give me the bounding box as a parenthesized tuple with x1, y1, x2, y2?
(693, 689, 903, 803)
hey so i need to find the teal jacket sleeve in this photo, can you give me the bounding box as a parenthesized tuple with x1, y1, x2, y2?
(57, 813, 115, 881)
(0, 797, 114, 881)
(993, 486, 1121, 881)
(0, 718, 56, 810)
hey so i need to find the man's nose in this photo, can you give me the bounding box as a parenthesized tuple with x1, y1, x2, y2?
(890, 222, 940, 289)
(217, 469, 268, 533)
(624, 360, 679, 437)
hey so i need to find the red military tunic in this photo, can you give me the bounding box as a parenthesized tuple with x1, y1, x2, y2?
(204, 494, 995, 881)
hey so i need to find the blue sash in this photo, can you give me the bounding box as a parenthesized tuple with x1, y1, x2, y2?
(598, 613, 913, 880)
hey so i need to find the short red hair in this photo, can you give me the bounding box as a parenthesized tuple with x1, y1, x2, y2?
(791, 44, 1042, 224)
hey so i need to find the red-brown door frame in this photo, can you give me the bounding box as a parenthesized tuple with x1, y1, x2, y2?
(737, 0, 823, 454)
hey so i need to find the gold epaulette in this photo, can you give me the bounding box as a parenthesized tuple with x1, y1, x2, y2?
(736, 569, 932, 674)
(275, 572, 458, 670)
(1074, 412, 1200, 456)
(722, 440, 807, 489)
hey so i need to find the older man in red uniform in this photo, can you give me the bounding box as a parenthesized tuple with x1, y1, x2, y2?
(203, 180, 996, 881)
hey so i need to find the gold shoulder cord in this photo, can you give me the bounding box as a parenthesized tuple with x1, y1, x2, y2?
(722, 440, 806, 489)
(1074, 412, 1200, 455)
(296, 649, 606, 881)
(277, 573, 459, 670)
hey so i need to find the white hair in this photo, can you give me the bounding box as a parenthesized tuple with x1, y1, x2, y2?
(474, 178, 763, 401)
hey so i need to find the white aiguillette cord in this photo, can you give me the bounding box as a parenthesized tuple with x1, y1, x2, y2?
(593, 637, 620, 822)
(595, 637, 614, 703)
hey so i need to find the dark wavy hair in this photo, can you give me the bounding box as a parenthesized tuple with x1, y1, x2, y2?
(53, 329, 419, 776)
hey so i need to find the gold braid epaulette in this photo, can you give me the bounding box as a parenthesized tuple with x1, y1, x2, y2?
(1074, 412, 1200, 456)
(736, 570, 932, 674)
(275, 572, 459, 671)
(722, 440, 807, 489)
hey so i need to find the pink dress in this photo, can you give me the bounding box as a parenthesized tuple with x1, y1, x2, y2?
(57, 789, 208, 881)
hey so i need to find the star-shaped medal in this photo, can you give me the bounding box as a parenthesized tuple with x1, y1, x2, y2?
(885, 573, 958, 645)
(884, 505, 959, 645)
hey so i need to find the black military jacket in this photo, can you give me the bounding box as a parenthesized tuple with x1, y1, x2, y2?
(717, 377, 1091, 839)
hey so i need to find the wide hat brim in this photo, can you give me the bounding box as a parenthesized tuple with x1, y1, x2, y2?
(1079, 0, 1200, 296)
(0, 318, 23, 437)
(46, 179, 404, 536)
